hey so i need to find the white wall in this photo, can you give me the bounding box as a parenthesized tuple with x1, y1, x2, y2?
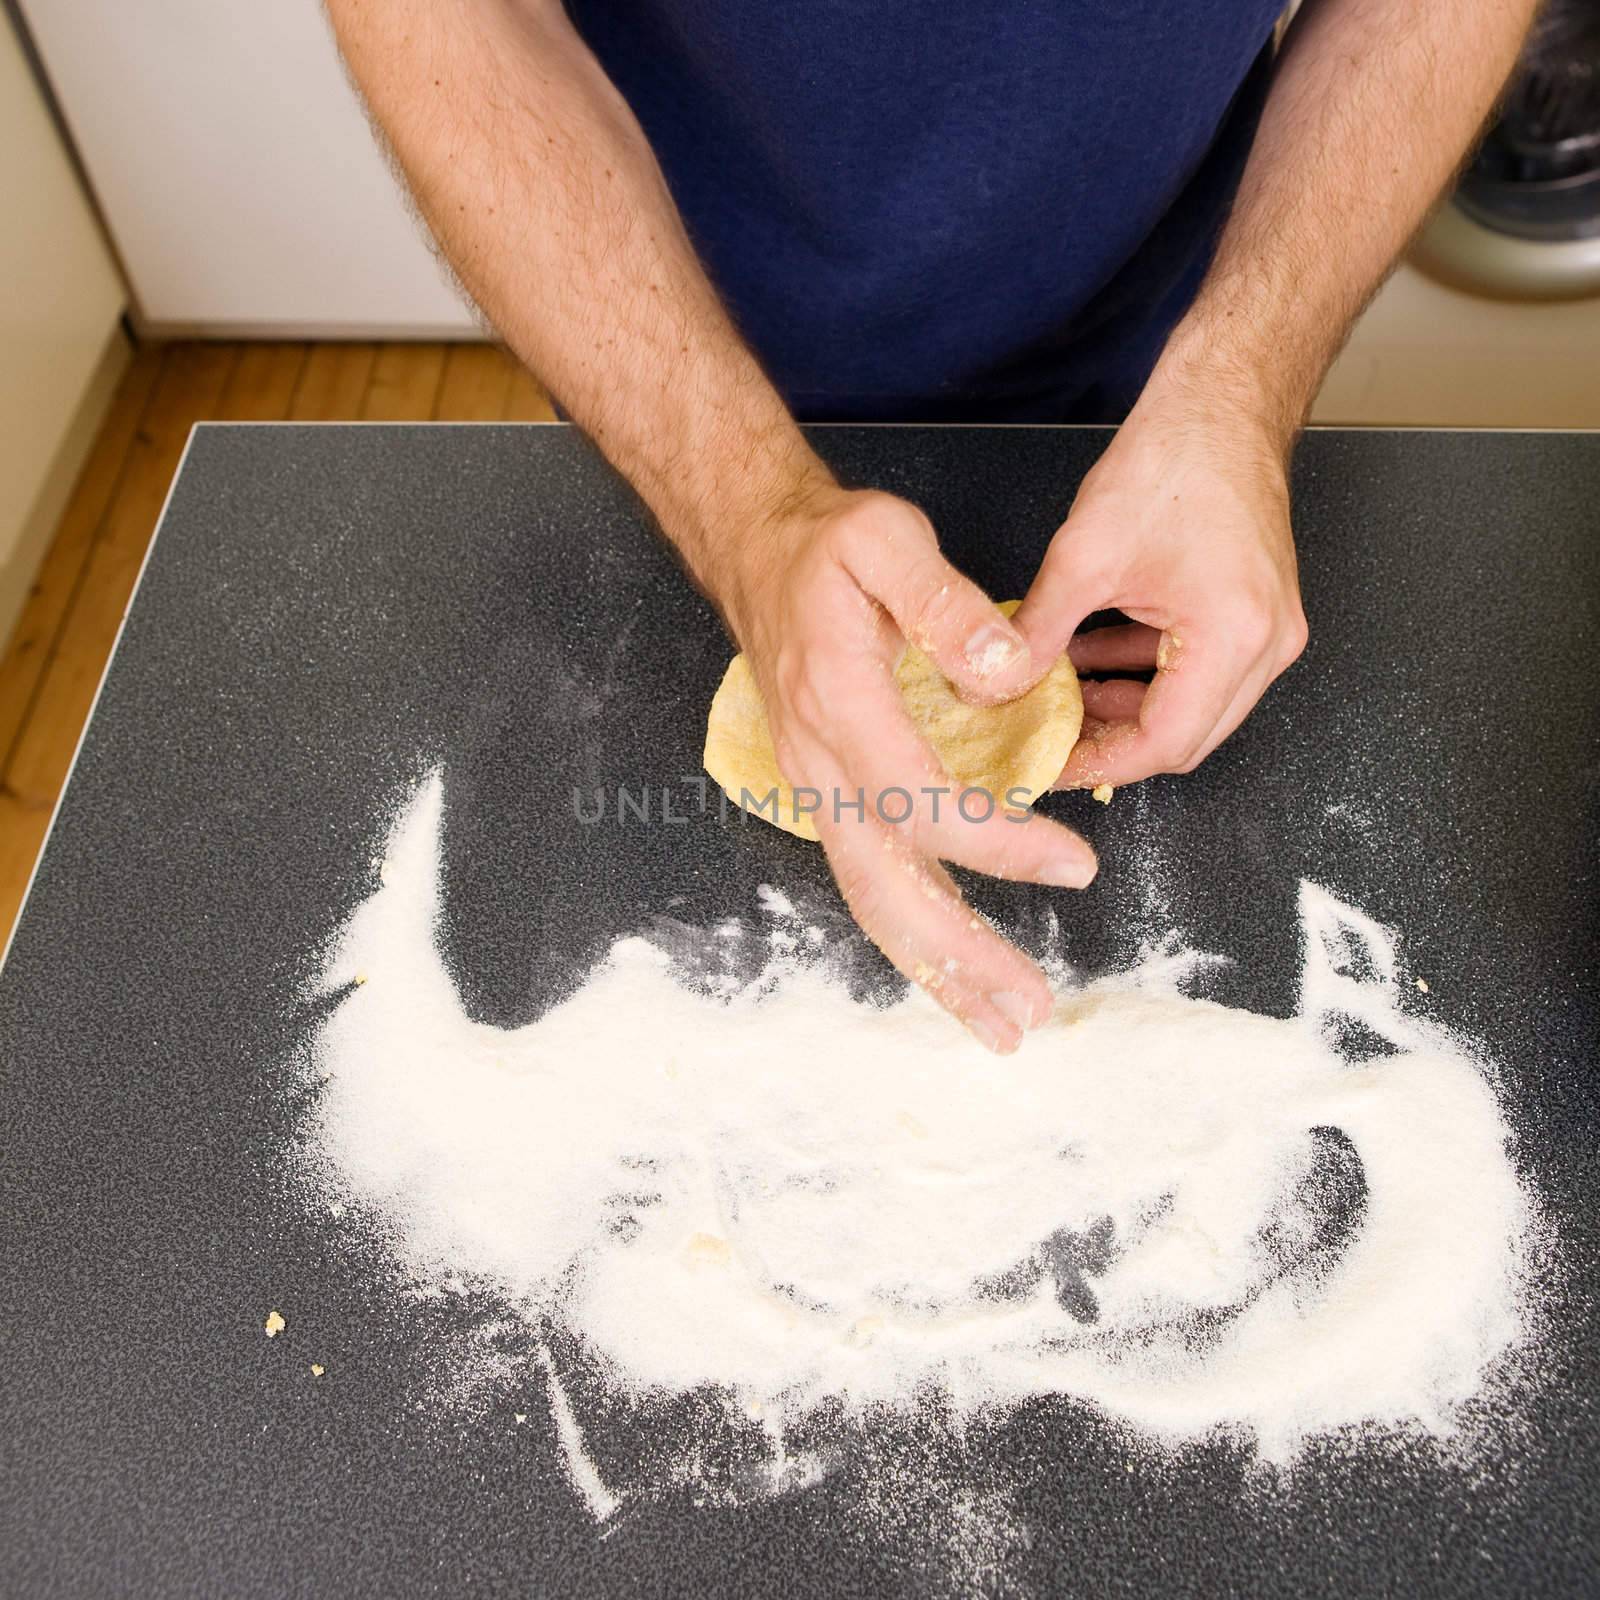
(1317, 266, 1600, 430)
(0, 9, 127, 643)
(17, 0, 475, 335)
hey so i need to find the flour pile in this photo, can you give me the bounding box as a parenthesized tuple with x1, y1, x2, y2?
(302, 775, 1535, 1520)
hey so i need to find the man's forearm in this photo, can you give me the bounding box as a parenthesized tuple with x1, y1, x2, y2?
(1154, 0, 1537, 443)
(326, 0, 828, 609)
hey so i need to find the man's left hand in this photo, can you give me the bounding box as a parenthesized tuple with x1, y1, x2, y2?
(1012, 379, 1308, 789)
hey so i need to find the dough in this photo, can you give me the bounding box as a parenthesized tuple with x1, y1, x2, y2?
(703, 601, 1083, 841)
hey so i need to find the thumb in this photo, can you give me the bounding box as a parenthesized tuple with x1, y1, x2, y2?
(1010, 520, 1117, 670)
(835, 498, 1034, 703)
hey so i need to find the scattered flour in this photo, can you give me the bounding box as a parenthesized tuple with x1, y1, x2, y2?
(755, 884, 796, 920)
(301, 774, 1539, 1534)
(537, 1346, 621, 1521)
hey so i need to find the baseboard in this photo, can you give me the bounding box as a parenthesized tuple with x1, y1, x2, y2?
(0, 322, 133, 650)
(130, 318, 487, 342)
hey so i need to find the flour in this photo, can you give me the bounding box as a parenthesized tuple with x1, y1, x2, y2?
(301, 773, 1538, 1532)
(537, 1346, 621, 1521)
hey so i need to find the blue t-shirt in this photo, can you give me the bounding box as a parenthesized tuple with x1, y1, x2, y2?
(563, 3, 1282, 421)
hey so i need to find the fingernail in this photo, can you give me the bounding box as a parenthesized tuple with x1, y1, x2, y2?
(964, 1013, 1008, 1053)
(989, 989, 1042, 1030)
(1041, 854, 1097, 889)
(964, 623, 1026, 679)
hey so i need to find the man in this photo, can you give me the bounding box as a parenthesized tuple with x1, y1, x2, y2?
(328, 0, 1534, 1051)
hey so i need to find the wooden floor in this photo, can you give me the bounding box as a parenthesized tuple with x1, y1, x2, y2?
(0, 340, 554, 944)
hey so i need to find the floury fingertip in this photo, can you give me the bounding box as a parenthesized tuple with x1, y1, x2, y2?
(963, 622, 1026, 679)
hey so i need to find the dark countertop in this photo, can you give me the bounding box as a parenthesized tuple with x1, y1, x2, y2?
(1, 423, 1597, 1598)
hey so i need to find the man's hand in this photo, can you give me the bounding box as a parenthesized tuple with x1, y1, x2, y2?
(1011, 0, 1538, 787)
(328, 0, 1100, 1053)
(1013, 378, 1307, 789)
(724, 488, 1099, 1053)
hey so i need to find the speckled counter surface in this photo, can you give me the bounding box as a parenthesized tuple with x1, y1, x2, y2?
(1, 424, 1597, 1598)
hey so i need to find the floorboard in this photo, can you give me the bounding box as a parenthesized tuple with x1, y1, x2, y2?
(361, 342, 448, 421)
(290, 344, 379, 422)
(217, 343, 309, 421)
(434, 344, 516, 421)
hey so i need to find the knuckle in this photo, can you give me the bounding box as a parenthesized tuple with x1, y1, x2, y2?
(903, 558, 967, 640)
(831, 862, 885, 935)
(1052, 530, 1114, 593)
(834, 491, 930, 553)
(790, 676, 826, 730)
(1228, 605, 1274, 655)
(1280, 609, 1310, 663)
(771, 645, 802, 703)
(773, 648, 826, 729)
(818, 514, 862, 561)
(771, 733, 802, 779)
(906, 810, 943, 858)
(1147, 732, 1199, 776)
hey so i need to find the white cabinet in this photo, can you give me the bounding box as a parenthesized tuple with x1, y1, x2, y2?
(0, 10, 126, 643)
(16, 0, 475, 335)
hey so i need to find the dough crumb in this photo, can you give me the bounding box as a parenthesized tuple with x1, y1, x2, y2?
(1092, 784, 1114, 805)
(310, 1364, 324, 1377)
(684, 1232, 731, 1267)
(1416, 977, 1430, 993)
(264, 1311, 286, 1338)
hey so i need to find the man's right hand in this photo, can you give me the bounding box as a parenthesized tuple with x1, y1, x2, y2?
(719, 487, 1099, 1053)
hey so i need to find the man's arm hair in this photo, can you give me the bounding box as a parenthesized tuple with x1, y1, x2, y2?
(1155, 0, 1538, 441)
(325, 0, 829, 606)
